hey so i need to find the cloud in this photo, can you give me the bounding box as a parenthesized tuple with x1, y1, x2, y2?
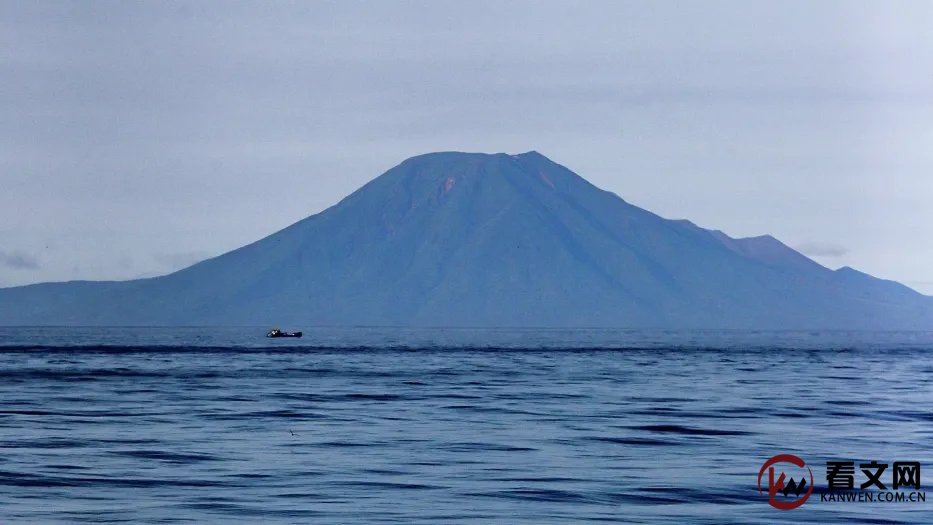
(0, 250, 40, 270)
(794, 242, 849, 258)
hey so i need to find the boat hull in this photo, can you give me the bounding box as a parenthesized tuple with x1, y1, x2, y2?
(266, 331, 303, 338)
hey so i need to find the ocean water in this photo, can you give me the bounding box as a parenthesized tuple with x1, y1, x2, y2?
(2, 327, 933, 524)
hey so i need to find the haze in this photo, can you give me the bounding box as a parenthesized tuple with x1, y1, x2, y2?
(2, 1, 931, 294)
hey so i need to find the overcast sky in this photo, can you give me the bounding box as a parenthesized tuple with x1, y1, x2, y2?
(2, 1, 932, 293)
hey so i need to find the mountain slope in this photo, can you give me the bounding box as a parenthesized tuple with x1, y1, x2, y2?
(2, 151, 931, 328)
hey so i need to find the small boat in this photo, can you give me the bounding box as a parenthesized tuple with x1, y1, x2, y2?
(267, 328, 303, 338)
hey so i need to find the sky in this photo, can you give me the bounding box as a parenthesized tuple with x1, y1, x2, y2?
(1, 1, 932, 293)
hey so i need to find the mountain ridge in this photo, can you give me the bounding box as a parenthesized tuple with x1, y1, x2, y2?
(1, 151, 931, 328)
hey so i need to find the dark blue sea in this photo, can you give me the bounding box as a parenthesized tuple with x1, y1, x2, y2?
(2, 327, 933, 523)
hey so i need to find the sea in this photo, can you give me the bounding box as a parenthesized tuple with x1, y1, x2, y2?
(2, 327, 933, 524)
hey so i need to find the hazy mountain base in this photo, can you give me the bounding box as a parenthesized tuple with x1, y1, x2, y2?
(1, 151, 931, 329)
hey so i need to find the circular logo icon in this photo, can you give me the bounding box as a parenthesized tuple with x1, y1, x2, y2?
(758, 454, 814, 510)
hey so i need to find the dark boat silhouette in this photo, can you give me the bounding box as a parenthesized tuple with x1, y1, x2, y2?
(266, 328, 302, 338)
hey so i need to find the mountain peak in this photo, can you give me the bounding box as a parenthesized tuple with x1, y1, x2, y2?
(512, 150, 546, 158)
(367, 150, 587, 201)
(397, 150, 555, 168)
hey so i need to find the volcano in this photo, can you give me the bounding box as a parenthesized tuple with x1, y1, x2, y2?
(2, 151, 931, 328)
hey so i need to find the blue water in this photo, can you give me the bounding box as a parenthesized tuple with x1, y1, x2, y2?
(2, 327, 933, 523)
